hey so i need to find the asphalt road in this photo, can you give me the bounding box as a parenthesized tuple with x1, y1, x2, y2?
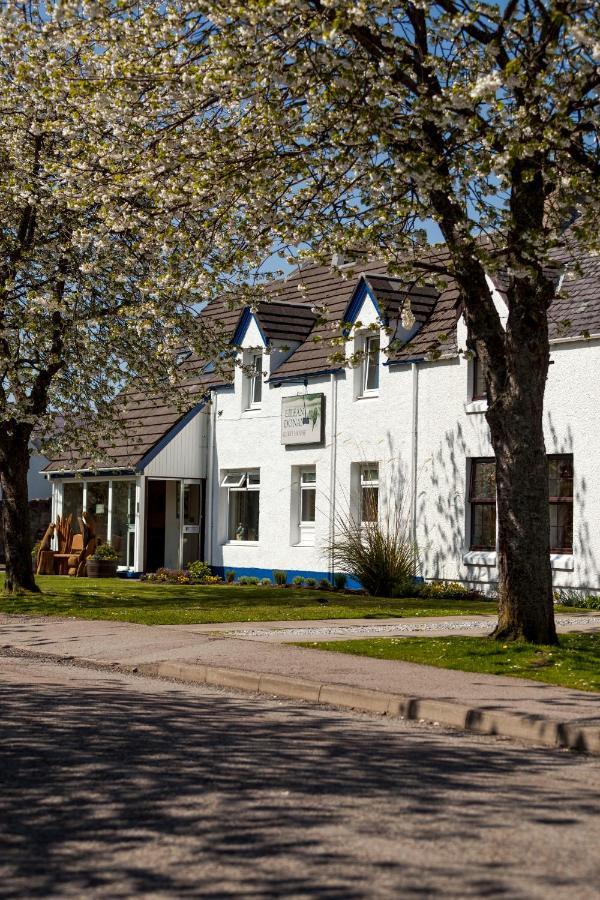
(1, 653, 599, 899)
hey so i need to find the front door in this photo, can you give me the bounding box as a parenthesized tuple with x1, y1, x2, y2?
(181, 481, 205, 566)
(145, 480, 166, 571)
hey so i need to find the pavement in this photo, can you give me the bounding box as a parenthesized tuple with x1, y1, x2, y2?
(1, 611, 600, 755)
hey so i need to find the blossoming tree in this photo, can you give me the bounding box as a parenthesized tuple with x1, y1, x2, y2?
(0, 1, 261, 593)
(199, 0, 600, 642)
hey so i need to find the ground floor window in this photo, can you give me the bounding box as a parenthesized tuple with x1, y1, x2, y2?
(223, 470, 260, 541)
(58, 478, 136, 566)
(300, 468, 316, 524)
(548, 455, 573, 552)
(468, 455, 574, 553)
(360, 464, 379, 523)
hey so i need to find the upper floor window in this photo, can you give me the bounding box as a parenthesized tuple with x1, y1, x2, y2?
(362, 335, 380, 394)
(548, 455, 573, 552)
(360, 464, 379, 523)
(245, 352, 263, 408)
(300, 468, 316, 524)
(472, 356, 487, 401)
(469, 459, 496, 550)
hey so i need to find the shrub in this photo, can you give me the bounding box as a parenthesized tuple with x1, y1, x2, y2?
(554, 589, 600, 610)
(260, 577, 272, 586)
(416, 580, 484, 600)
(142, 568, 191, 584)
(187, 560, 212, 583)
(325, 487, 419, 597)
(238, 575, 260, 585)
(91, 544, 119, 561)
(305, 577, 317, 588)
(319, 578, 331, 590)
(273, 570, 287, 586)
(292, 575, 305, 586)
(225, 570, 236, 583)
(31, 540, 41, 560)
(333, 572, 347, 590)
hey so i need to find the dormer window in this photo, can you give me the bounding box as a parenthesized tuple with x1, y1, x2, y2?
(245, 352, 263, 408)
(472, 356, 487, 401)
(362, 335, 380, 395)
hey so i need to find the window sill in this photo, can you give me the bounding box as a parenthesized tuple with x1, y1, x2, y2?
(243, 406, 262, 413)
(463, 550, 496, 567)
(223, 540, 259, 547)
(550, 553, 574, 571)
(356, 392, 379, 401)
(465, 399, 488, 415)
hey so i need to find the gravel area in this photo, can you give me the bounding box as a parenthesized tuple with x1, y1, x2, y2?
(229, 616, 600, 641)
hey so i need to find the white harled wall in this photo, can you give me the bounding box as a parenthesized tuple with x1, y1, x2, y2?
(207, 298, 600, 591)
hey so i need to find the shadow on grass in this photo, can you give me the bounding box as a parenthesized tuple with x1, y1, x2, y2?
(1, 661, 599, 897)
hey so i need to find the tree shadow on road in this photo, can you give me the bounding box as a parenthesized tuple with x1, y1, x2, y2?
(0, 664, 598, 898)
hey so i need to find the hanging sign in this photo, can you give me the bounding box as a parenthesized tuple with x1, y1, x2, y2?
(281, 393, 325, 445)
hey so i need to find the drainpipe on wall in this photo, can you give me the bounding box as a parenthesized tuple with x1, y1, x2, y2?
(328, 373, 338, 582)
(410, 362, 419, 548)
(205, 390, 218, 565)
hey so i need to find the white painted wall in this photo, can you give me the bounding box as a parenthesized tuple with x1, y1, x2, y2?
(142, 406, 209, 479)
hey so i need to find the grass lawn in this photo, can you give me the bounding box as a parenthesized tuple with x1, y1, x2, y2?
(296, 634, 600, 692)
(0, 574, 500, 625)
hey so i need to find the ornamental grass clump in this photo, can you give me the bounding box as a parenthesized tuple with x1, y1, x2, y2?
(326, 485, 419, 598)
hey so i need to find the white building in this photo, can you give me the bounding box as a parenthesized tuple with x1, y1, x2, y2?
(44, 254, 600, 591)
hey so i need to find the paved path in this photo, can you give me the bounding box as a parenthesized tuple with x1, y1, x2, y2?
(2, 653, 600, 899)
(1, 613, 599, 731)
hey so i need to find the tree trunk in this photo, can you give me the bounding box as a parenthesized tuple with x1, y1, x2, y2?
(485, 326, 557, 645)
(0, 428, 39, 594)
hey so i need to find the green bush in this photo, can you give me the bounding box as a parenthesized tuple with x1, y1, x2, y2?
(225, 570, 236, 583)
(187, 560, 212, 583)
(92, 544, 119, 561)
(238, 575, 260, 585)
(326, 499, 419, 597)
(554, 589, 600, 610)
(333, 572, 347, 590)
(292, 575, 305, 586)
(305, 577, 317, 588)
(142, 568, 191, 584)
(319, 578, 331, 590)
(260, 577, 272, 586)
(273, 570, 287, 585)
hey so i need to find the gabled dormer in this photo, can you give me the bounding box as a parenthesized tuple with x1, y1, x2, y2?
(232, 301, 317, 409)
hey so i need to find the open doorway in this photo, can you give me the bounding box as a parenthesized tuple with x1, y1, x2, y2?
(145, 479, 205, 572)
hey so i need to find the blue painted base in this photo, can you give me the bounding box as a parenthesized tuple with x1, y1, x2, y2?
(211, 565, 361, 590)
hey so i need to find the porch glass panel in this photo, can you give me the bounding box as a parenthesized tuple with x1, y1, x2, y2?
(62, 482, 83, 533)
(111, 481, 136, 566)
(87, 482, 109, 542)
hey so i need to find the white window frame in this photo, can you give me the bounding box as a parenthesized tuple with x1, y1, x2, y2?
(247, 352, 263, 408)
(362, 335, 380, 395)
(223, 469, 260, 542)
(299, 468, 316, 526)
(360, 464, 379, 523)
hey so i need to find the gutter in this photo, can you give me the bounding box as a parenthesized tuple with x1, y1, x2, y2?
(410, 362, 419, 548)
(269, 367, 343, 386)
(550, 332, 600, 346)
(328, 373, 338, 583)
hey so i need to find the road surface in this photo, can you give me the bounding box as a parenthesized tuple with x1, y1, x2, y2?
(1, 651, 599, 898)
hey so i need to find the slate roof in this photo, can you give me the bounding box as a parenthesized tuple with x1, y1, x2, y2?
(252, 301, 317, 345)
(45, 244, 600, 474)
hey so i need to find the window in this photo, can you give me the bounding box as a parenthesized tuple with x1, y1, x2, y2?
(222, 470, 260, 541)
(360, 464, 379, 523)
(469, 460, 496, 550)
(246, 352, 263, 407)
(472, 356, 487, 400)
(300, 469, 316, 524)
(548, 455, 573, 552)
(362, 336, 380, 394)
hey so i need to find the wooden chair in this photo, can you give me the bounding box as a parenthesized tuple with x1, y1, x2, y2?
(67, 534, 84, 577)
(36, 523, 56, 575)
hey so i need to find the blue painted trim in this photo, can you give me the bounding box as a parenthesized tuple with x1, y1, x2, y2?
(343, 276, 383, 335)
(269, 367, 342, 386)
(211, 564, 361, 589)
(231, 308, 269, 348)
(384, 356, 425, 367)
(137, 402, 206, 472)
